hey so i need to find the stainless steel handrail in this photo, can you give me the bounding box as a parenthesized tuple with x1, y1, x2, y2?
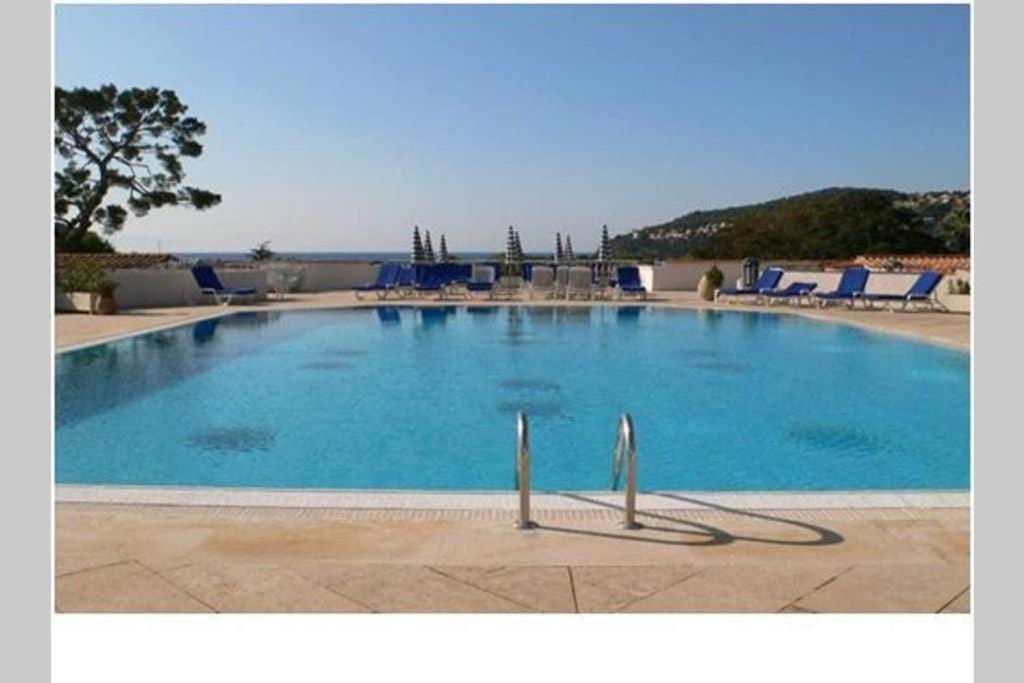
(514, 411, 537, 529)
(610, 413, 642, 529)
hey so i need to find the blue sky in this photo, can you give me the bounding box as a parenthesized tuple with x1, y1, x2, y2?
(56, 4, 970, 253)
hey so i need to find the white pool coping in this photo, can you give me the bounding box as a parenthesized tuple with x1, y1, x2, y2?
(55, 484, 969, 510)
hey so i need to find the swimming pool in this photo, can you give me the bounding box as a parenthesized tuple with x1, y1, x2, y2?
(56, 306, 970, 492)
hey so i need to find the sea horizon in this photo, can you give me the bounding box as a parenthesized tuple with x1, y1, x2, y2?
(173, 251, 502, 263)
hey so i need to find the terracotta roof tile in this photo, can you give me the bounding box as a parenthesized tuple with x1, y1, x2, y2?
(55, 253, 178, 271)
(854, 254, 970, 274)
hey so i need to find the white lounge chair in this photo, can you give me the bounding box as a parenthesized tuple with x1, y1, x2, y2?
(565, 266, 593, 300)
(529, 266, 556, 299)
(554, 266, 571, 298)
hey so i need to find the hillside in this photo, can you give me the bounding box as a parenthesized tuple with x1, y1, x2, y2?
(610, 187, 970, 261)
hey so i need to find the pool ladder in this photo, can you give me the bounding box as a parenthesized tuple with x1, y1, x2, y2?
(514, 412, 537, 529)
(514, 411, 641, 530)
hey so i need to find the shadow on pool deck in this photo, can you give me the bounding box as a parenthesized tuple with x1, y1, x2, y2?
(544, 492, 844, 547)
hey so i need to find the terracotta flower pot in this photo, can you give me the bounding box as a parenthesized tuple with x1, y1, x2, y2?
(96, 293, 118, 315)
(697, 275, 716, 301)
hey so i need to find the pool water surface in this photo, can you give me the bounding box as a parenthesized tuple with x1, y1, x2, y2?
(56, 306, 970, 491)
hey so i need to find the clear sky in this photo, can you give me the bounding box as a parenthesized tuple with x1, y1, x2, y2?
(55, 3, 970, 254)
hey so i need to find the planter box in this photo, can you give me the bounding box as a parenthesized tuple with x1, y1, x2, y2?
(55, 290, 98, 314)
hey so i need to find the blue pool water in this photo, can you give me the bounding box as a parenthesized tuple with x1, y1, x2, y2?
(56, 306, 970, 491)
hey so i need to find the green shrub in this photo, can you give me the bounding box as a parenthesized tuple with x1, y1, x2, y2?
(705, 264, 725, 289)
(56, 260, 106, 293)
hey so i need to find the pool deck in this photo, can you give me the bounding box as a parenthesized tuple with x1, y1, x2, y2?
(53, 291, 971, 613)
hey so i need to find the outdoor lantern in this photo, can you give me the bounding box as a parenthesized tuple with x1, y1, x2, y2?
(742, 256, 760, 287)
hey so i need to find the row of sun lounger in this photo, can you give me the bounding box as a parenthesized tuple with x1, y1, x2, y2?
(356, 263, 648, 301)
(192, 262, 943, 312)
(716, 266, 945, 311)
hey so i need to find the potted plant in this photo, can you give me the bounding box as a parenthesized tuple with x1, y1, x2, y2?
(697, 264, 724, 301)
(55, 260, 104, 313)
(94, 278, 119, 315)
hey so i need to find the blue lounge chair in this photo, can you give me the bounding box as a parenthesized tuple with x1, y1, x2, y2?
(860, 271, 945, 311)
(716, 268, 784, 303)
(191, 265, 256, 305)
(812, 267, 870, 308)
(354, 262, 400, 299)
(414, 264, 455, 298)
(393, 263, 416, 297)
(761, 281, 818, 306)
(441, 264, 473, 299)
(615, 266, 647, 300)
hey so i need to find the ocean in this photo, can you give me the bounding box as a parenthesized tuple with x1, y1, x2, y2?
(173, 251, 500, 263)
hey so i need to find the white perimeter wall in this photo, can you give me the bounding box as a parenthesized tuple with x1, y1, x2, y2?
(56, 262, 380, 310)
(639, 262, 970, 312)
(56, 267, 269, 310)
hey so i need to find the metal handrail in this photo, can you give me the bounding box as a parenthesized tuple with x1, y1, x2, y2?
(514, 411, 536, 529)
(610, 413, 642, 529)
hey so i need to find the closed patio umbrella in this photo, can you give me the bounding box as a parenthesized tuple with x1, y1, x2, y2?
(438, 234, 450, 263)
(505, 225, 524, 277)
(411, 225, 425, 263)
(598, 224, 613, 279)
(599, 224, 612, 262)
(564, 235, 574, 262)
(505, 225, 517, 266)
(554, 232, 564, 264)
(423, 230, 435, 262)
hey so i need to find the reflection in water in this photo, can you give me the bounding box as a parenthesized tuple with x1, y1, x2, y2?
(504, 307, 534, 346)
(376, 306, 401, 325)
(419, 306, 456, 328)
(466, 306, 499, 316)
(696, 308, 723, 330)
(525, 307, 557, 324)
(739, 311, 781, 337)
(59, 343, 119, 371)
(144, 331, 178, 349)
(558, 307, 592, 324)
(616, 306, 645, 322)
(57, 310, 316, 428)
(219, 311, 282, 328)
(192, 318, 221, 344)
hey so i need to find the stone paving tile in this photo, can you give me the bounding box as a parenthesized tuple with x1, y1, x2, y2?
(160, 563, 371, 613)
(436, 566, 576, 612)
(620, 563, 848, 613)
(299, 564, 531, 613)
(940, 588, 971, 614)
(794, 563, 970, 613)
(56, 561, 213, 613)
(571, 565, 699, 613)
(55, 552, 127, 577)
